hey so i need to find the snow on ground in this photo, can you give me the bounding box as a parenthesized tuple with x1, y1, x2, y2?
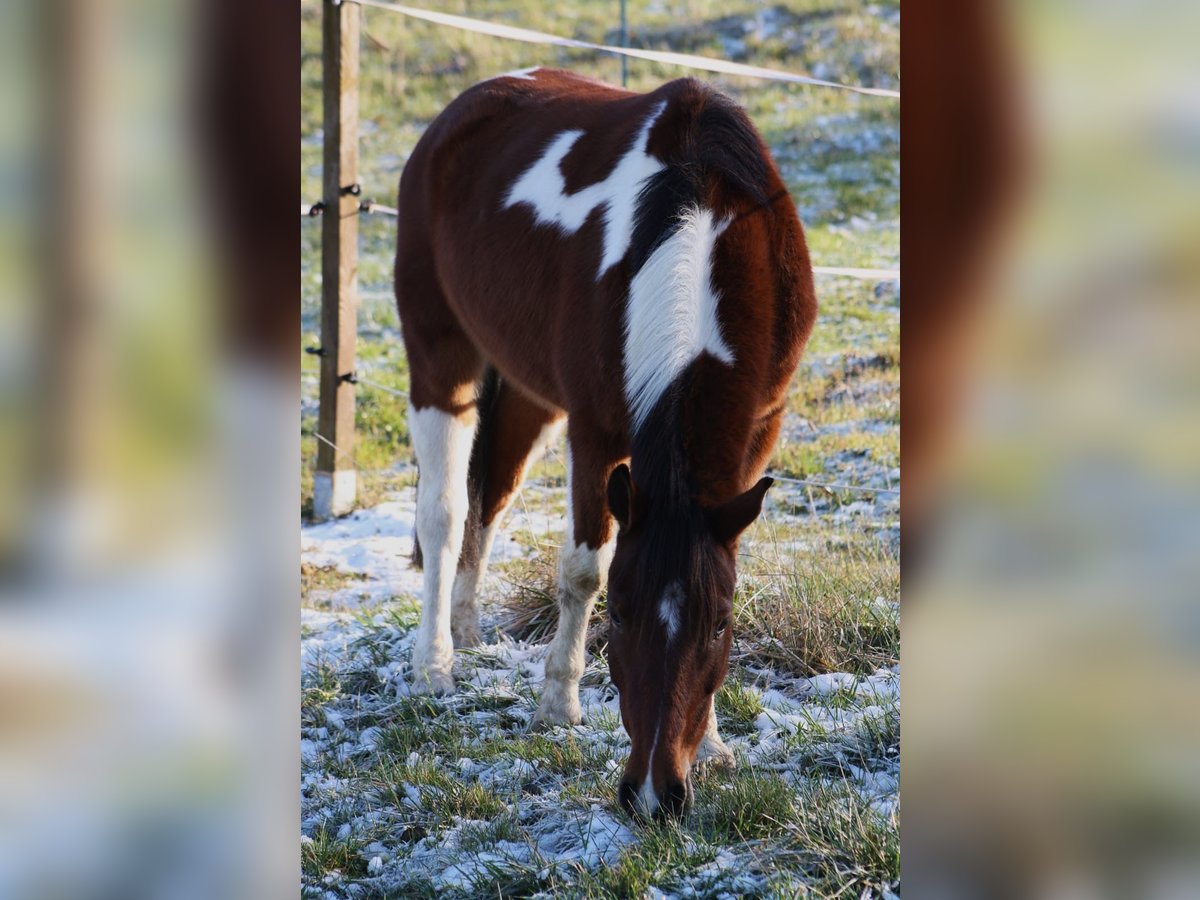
(301, 474, 899, 897)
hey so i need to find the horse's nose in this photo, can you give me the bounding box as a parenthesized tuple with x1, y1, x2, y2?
(654, 778, 691, 820)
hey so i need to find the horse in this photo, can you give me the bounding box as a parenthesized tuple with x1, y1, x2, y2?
(394, 68, 816, 819)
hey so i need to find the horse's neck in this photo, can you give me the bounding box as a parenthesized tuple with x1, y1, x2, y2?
(629, 394, 706, 505)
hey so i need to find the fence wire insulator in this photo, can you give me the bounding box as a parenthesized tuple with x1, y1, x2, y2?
(305, 346, 327, 357)
(341, 183, 362, 197)
(307, 201, 326, 217)
(359, 199, 374, 213)
(339, 371, 358, 385)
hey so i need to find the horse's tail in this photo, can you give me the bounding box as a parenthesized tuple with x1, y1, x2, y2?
(411, 473, 423, 568)
(459, 365, 502, 573)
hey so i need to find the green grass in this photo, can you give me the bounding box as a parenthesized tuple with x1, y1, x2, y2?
(302, 824, 370, 880)
(301, 661, 342, 723)
(504, 766, 899, 899)
(715, 678, 765, 736)
(301, 562, 369, 609)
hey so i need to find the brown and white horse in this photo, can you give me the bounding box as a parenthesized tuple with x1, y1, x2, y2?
(395, 68, 816, 818)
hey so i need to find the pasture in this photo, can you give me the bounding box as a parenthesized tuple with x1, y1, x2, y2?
(300, 0, 899, 895)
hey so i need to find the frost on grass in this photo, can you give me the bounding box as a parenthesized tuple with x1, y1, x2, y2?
(301, 467, 899, 897)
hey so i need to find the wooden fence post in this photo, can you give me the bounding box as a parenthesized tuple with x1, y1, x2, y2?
(619, 0, 628, 87)
(313, 0, 361, 521)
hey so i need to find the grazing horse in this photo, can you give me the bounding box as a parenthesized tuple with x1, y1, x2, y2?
(395, 68, 816, 818)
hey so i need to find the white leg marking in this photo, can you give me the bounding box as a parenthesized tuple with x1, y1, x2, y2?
(449, 518, 494, 649)
(624, 205, 735, 431)
(658, 581, 684, 643)
(451, 417, 564, 648)
(696, 694, 736, 769)
(410, 406, 477, 694)
(536, 449, 615, 726)
(504, 102, 668, 278)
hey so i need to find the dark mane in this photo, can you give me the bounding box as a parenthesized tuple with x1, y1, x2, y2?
(683, 84, 772, 207)
(625, 375, 728, 637)
(628, 80, 771, 280)
(395, 67, 816, 812)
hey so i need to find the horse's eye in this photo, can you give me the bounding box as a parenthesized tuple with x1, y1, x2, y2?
(714, 617, 730, 640)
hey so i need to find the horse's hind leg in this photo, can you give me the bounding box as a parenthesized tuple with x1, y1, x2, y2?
(451, 377, 565, 647)
(535, 426, 622, 726)
(401, 284, 484, 693)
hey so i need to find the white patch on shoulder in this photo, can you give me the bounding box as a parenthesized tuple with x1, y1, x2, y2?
(624, 205, 735, 431)
(491, 66, 540, 81)
(503, 101, 668, 278)
(658, 581, 684, 642)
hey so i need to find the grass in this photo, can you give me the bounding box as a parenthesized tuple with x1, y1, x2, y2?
(299, 0, 900, 520)
(302, 640, 900, 898)
(735, 541, 899, 676)
(510, 766, 899, 898)
(715, 678, 765, 736)
(301, 661, 342, 723)
(302, 824, 370, 880)
(301, 562, 369, 609)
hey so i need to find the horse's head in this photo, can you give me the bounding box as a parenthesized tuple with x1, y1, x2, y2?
(604, 463, 772, 819)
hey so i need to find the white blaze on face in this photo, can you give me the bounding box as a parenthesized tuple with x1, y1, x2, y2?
(637, 721, 662, 817)
(635, 580, 686, 815)
(624, 205, 735, 432)
(658, 581, 684, 643)
(503, 101, 668, 278)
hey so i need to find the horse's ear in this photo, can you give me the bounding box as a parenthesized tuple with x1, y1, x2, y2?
(607, 463, 636, 530)
(707, 477, 773, 545)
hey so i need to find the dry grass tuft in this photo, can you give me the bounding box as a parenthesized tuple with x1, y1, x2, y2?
(735, 545, 899, 676)
(497, 553, 608, 652)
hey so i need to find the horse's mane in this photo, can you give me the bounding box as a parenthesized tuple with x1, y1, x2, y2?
(628, 80, 771, 276)
(675, 82, 772, 208)
(625, 376, 730, 638)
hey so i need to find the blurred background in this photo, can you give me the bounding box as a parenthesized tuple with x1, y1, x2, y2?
(902, 0, 1200, 895)
(0, 0, 1197, 896)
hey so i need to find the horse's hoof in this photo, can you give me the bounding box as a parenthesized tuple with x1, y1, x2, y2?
(452, 624, 482, 649)
(410, 668, 455, 696)
(695, 736, 737, 771)
(530, 700, 582, 731)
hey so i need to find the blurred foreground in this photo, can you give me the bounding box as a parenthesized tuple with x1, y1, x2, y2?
(0, 0, 1196, 896)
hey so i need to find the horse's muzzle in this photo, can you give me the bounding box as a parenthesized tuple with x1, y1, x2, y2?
(617, 774, 693, 821)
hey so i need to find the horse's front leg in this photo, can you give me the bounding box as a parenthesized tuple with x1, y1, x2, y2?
(535, 435, 618, 726)
(695, 696, 737, 770)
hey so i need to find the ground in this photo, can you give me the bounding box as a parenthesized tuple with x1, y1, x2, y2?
(301, 1, 898, 896)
